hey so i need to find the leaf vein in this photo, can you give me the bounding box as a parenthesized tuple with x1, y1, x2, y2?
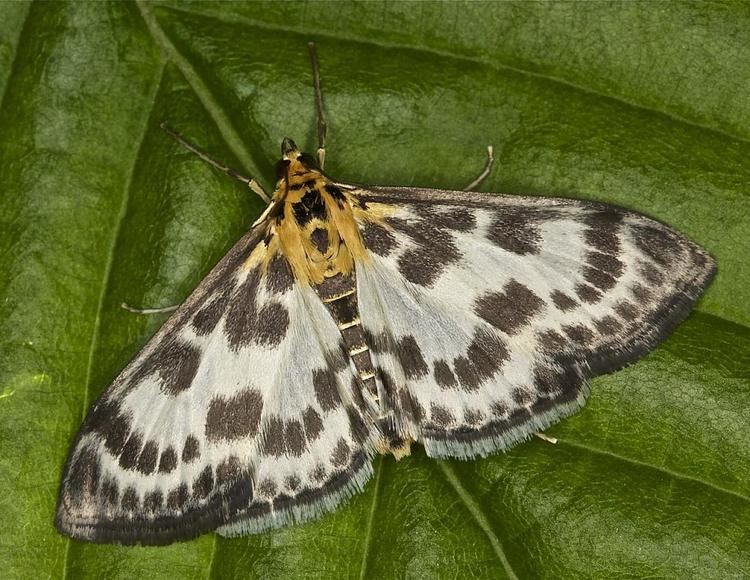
(559, 439, 750, 503)
(359, 455, 384, 580)
(437, 461, 519, 580)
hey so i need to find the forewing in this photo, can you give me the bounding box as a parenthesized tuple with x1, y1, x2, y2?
(56, 227, 376, 544)
(349, 185, 716, 458)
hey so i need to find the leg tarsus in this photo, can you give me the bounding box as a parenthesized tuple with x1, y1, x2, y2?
(535, 432, 558, 445)
(121, 302, 180, 315)
(463, 145, 495, 191)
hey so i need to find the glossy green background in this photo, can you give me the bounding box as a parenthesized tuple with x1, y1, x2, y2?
(1, 2, 748, 578)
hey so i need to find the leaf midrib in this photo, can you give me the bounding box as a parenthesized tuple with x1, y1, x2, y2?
(158, 2, 750, 149)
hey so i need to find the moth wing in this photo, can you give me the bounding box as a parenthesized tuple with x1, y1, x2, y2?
(348, 184, 715, 458)
(56, 226, 376, 544)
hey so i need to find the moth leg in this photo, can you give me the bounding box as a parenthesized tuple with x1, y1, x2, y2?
(121, 302, 179, 315)
(307, 42, 327, 170)
(534, 432, 558, 445)
(159, 123, 271, 203)
(463, 145, 495, 191)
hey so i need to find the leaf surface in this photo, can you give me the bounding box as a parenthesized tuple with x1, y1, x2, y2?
(0, 2, 748, 578)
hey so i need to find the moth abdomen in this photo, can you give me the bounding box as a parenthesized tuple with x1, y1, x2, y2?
(315, 272, 380, 404)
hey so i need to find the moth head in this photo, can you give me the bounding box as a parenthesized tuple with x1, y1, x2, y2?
(275, 137, 320, 183)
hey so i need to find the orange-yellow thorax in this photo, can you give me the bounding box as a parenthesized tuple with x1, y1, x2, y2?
(267, 151, 368, 286)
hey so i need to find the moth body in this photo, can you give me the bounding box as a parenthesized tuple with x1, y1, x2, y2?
(55, 47, 716, 546)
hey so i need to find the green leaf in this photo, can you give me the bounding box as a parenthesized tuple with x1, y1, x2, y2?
(1, 2, 748, 578)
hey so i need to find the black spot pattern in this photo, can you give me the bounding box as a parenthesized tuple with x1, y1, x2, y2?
(121, 487, 139, 512)
(537, 329, 567, 353)
(361, 221, 397, 256)
(101, 477, 118, 507)
(313, 368, 342, 411)
(347, 407, 369, 445)
(431, 207, 476, 232)
(225, 269, 290, 350)
(118, 432, 142, 470)
(258, 479, 277, 499)
(193, 466, 214, 500)
(293, 189, 327, 226)
(266, 254, 294, 294)
(192, 287, 232, 336)
(633, 224, 682, 266)
(464, 409, 485, 426)
(182, 435, 200, 463)
(486, 207, 555, 255)
(430, 404, 455, 428)
(396, 335, 429, 379)
(310, 464, 327, 483)
(475, 280, 545, 335)
(398, 390, 424, 423)
(562, 324, 595, 346)
(387, 215, 461, 287)
(285, 420, 306, 457)
(594, 315, 623, 336)
(615, 300, 638, 321)
(575, 283, 602, 304)
(583, 210, 623, 255)
(639, 261, 665, 287)
(144, 490, 163, 513)
(551, 290, 578, 312)
(285, 475, 301, 492)
(253, 302, 290, 347)
(303, 407, 323, 442)
(167, 483, 189, 510)
(263, 417, 285, 457)
(136, 440, 159, 475)
(331, 438, 350, 467)
(630, 283, 653, 303)
(310, 227, 329, 254)
(205, 388, 263, 442)
(129, 339, 202, 396)
(434, 359, 457, 389)
(67, 446, 100, 506)
(158, 446, 177, 474)
(84, 399, 131, 455)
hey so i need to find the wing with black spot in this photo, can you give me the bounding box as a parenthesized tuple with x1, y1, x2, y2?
(347, 185, 715, 459)
(56, 225, 377, 545)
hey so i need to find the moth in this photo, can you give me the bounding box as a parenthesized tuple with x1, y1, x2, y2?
(56, 43, 716, 545)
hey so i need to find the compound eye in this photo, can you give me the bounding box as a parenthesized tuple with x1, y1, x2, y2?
(296, 152, 318, 170)
(275, 159, 291, 180)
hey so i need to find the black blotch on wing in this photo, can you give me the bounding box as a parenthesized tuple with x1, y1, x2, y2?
(136, 441, 159, 475)
(266, 254, 294, 294)
(387, 216, 461, 287)
(127, 339, 202, 397)
(474, 279, 545, 336)
(181, 435, 200, 463)
(205, 388, 263, 442)
(66, 446, 101, 507)
(361, 221, 396, 257)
